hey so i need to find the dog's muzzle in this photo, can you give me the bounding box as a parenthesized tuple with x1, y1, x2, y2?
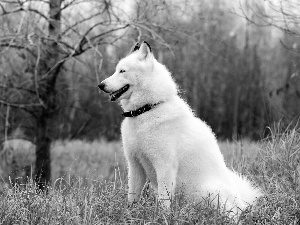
(98, 83, 109, 93)
(109, 84, 130, 101)
(98, 82, 130, 101)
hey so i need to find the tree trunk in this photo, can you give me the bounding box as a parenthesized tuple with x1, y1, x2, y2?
(34, 0, 62, 190)
(232, 86, 241, 140)
(35, 111, 51, 189)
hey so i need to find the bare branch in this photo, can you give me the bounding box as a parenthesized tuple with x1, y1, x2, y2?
(70, 24, 130, 57)
(0, 7, 23, 17)
(0, 2, 6, 14)
(26, 7, 49, 21)
(4, 105, 10, 141)
(237, 0, 300, 37)
(88, 24, 130, 46)
(60, 12, 106, 37)
(0, 84, 36, 95)
(34, 37, 46, 108)
(0, 99, 42, 108)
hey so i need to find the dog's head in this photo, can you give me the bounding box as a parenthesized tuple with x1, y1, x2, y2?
(99, 41, 177, 111)
(98, 41, 154, 102)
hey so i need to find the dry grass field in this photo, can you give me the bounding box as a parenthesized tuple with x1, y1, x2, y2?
(1, 127, 300, 224)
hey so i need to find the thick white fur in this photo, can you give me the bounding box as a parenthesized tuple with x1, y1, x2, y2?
(100, 43, 262, 212)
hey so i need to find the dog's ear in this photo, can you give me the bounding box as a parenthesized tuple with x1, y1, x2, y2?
(129, 42, 140, 54)
(137, 41, 152, 61)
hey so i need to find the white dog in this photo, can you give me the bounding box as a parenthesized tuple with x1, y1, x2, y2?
(99, 41, 261, 212)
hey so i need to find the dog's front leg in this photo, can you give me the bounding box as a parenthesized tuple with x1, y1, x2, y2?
(156, 165, 177, 209)
(127, 157, 146, 204)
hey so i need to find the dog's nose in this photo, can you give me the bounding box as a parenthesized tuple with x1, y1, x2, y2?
(98, 83, 106, 91)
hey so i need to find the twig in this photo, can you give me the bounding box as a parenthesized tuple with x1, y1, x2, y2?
(4, 105, 10, 141)
(0, 99, 42, 108)
(0, 84, 36, 94)
(34, 37, 45, 108)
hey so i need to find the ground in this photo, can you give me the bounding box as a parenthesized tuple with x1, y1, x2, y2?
(0, 127, 300, 224)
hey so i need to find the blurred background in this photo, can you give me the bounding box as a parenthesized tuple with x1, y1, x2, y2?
(0, 0, 299, 189)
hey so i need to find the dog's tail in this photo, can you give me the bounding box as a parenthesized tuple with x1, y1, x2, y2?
(229, 170, 263, 205)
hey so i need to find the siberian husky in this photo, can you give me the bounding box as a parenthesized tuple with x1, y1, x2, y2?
(98, 41, 261, 213)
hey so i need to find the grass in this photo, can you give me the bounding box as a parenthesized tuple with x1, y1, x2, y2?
(51, 139, 126, 187)
(1, 127, 300, 224)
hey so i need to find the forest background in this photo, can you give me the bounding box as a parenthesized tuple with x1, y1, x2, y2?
(0, 0, 300, 186)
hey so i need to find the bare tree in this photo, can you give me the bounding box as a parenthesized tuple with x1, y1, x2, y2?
(0, 0, 184, 189)
(239, 0, 300, 37)
(238, 0, 300, 127)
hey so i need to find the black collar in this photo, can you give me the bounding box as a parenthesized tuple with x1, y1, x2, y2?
(122, 102, 162, 117)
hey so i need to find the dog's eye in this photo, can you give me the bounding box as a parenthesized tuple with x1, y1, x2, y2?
(120, 69, 126, 73)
